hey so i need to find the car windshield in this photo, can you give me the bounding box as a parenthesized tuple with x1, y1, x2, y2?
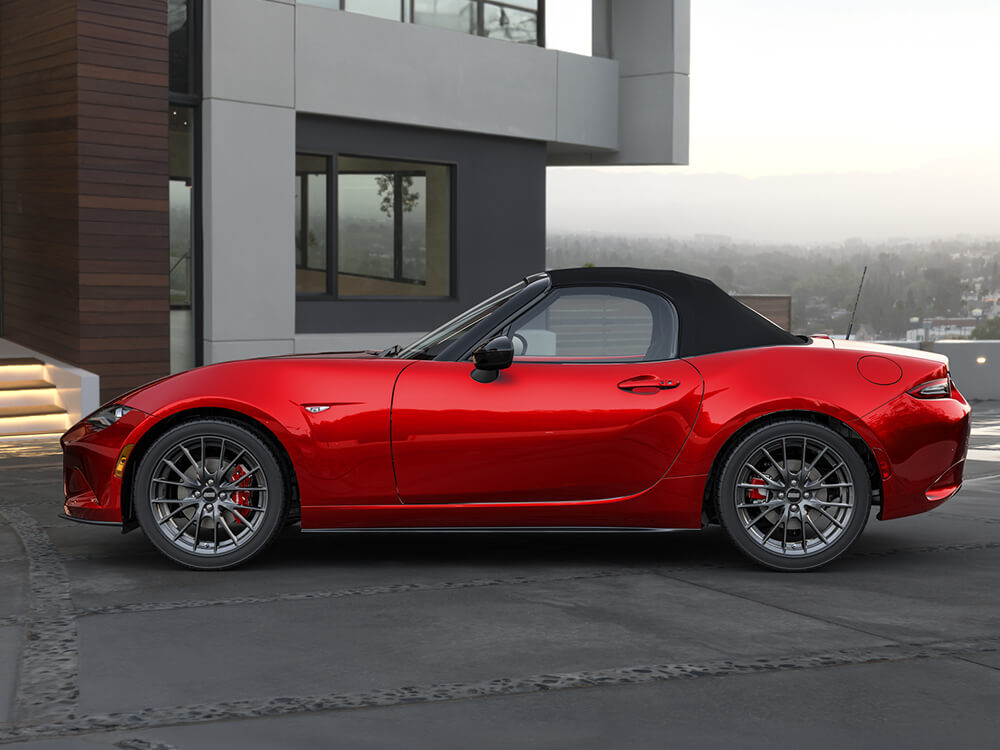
(390, 281, 527, 360)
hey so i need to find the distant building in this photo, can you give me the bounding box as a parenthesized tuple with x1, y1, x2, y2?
(735, 295, 792, 331)
(906, 318, 979, 342)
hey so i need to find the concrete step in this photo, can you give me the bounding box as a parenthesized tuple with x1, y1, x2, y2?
(0, 403, 69, 437)
(0, 357, 46, 384)
(0, 379, 55, 391)
(0, 380, 59, 409)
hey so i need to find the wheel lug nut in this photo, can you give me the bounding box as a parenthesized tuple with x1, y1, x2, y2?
(208, 479, 214, 486)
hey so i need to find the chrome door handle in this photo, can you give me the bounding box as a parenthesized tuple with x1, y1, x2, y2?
(617, 376, 680, 393)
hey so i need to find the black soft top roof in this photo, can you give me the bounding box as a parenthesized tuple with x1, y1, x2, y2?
(546, 267, 802, 358)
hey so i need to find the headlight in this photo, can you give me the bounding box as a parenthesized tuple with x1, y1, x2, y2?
(86, 404, 133, 431)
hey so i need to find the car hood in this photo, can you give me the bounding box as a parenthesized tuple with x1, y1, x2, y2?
(105, 350, 393, 414)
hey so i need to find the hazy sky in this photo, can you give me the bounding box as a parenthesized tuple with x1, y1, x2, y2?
(549, 0, 1000, 176)
(687, 0, 1000, 176)
(545, 1, 1000, 241)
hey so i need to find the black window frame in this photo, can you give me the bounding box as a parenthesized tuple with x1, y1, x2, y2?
(294, 151, 457, 301)
(295, 154, 333, 295)
(168, 0, 204, 368)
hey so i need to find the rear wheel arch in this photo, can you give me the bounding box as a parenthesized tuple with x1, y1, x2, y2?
(701, 409, 882, 524)
(121, 407, 300, 530)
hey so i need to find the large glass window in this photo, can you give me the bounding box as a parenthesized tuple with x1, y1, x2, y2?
(412, 1, 476, 33)
(299, 1, 542, 45)
(295, 155, 329, 295)
(481, 2, 538, 43)
(168, 0, 200, 373)
(168, 0, 195, 95)
(337, 156, 451, 297)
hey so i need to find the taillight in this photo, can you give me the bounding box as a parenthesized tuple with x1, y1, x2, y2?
(908, 377, 952, 399)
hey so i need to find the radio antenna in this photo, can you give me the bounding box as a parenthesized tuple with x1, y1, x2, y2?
(845, 265, 868, 340)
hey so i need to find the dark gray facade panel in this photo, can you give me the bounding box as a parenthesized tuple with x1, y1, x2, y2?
(295, 115, 546, 334)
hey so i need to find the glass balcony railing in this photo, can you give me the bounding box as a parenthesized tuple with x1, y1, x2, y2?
(302, 0, 544, 46)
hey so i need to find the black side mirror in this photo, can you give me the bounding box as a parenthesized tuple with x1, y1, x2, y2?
(471, 336, 514, 383)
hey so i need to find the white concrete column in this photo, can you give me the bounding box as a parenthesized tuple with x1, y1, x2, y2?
(202, 0, 296, 363)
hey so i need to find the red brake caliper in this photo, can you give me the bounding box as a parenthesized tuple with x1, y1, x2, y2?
(228, 464, 253, 525)
(747, 477, 768, 501)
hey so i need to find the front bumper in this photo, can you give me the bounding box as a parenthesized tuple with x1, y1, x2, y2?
(61, 408, 159, 524)
(861, 387, 972, 520)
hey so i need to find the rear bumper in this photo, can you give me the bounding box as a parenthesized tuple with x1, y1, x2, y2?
(60, 409, 159, 524)
(861, 388, 972, 520)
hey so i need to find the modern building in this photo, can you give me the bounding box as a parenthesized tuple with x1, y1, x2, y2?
(0, 0, 690, 434)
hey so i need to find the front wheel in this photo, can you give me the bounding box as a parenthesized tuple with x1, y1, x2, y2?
(133, 418, 288, 570)
(716, 420, 871, 571)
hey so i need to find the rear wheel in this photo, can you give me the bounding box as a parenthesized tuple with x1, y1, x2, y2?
(133, 418, 288, 570)
(716, 420, 871, 571)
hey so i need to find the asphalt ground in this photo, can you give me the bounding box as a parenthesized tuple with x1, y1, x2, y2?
(0, 405, 998, 749)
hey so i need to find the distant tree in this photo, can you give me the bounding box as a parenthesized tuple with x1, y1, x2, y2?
(971, 317, 1000, 340)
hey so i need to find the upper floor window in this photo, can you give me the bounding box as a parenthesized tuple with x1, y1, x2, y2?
(300, 0, 543, 46)
(508, 287, 679, 362)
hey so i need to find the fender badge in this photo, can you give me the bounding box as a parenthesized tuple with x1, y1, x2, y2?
(304, 405, 330, 414)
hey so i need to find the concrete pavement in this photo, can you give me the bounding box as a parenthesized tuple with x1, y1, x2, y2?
(1, 405, 998, 748)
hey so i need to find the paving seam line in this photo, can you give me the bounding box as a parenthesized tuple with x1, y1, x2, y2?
(0, 507, 79, 726)
(1, 635, 998, 744)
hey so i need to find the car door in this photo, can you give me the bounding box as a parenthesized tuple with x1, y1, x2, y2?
(390, 286, 704, 504)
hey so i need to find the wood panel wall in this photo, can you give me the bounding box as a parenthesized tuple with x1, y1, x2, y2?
(76, 0, 170, 399)
(0, 0, 82, 363)
(1, 0, 171, 402)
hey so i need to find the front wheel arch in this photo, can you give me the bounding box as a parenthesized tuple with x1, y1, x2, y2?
(701, 409, 882, 525)
(121, 407, 300, 531)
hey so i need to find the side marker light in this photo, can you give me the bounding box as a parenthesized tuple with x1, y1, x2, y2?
(114, 444, 134, 478)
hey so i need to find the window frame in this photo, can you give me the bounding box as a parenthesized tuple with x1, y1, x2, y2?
(294, 151, 457, 301)
(491, 285, 680, 364)
(168, 0, 203, 368)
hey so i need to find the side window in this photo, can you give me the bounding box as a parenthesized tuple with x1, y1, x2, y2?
(508, 287, 677, 362)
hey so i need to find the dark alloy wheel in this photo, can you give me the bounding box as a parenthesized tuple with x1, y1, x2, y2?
(133, 418, 288, 570)
(716, 420, 871, 571)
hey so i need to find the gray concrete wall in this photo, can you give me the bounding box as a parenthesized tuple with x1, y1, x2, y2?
(294, 3, 619, 152)
(553, 0, 690, 165)
(874, 340, 1000, 401)
(932, 341, 1000, 402)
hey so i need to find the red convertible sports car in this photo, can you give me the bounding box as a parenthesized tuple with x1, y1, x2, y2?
(61, 268, 971, 571)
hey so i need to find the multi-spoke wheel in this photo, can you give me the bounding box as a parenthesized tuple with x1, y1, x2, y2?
(133, 419, 288, 570)
(716, 420, 871, 571)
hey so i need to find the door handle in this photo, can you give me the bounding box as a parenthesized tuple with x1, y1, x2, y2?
(617, 376, 680, 393)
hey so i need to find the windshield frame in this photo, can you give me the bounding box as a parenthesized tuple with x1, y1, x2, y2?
(391, 275, 550, 361)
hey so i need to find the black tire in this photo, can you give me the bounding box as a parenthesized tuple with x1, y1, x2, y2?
(716, 419, 871, 571)
(133, 418, 288, 570)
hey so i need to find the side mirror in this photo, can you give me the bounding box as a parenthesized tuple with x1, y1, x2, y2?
(471, 336, 514, 383)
